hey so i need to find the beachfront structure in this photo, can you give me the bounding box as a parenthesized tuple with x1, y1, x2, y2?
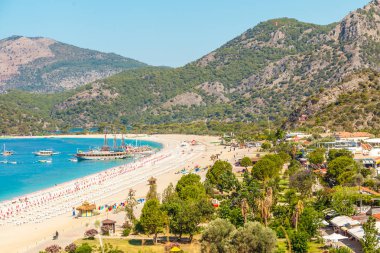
(330, 215, 360, 228)
(317, 141, 359, 152)
(102, 219, 116, 233)
(365, 139, 380, 148)
(286, 132, 312, 140)
(348, 221, 380, 241)
(76, 202, 96, 217)
(334, 132, 374, 142)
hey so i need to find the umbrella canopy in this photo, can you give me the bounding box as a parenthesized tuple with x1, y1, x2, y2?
(323, 233, 348, 242)
(322, 220, 329, 226)
(170, 246, 182, 252)
(76, 201, 96, 211)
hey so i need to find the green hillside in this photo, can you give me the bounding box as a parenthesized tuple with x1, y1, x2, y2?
(0, 1, 379, 135)
(293, 70, 380, 134)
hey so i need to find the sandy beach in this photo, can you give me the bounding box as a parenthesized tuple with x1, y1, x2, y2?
(0, 134, 253, 253)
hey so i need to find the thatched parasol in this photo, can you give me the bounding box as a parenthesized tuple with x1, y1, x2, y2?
(76, 201, 96, 211)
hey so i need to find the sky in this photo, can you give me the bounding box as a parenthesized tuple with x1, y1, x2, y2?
(0, 0, 370, 67)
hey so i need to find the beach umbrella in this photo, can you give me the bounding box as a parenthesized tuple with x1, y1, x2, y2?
(323, 233, 347, 242)
(322, 220, 329, 226)
(170, 247, 181, 252)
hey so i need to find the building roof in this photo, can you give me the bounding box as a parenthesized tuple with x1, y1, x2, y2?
(373, 213, 380, 220)
(330, 215, 360, 227)
(335, 132, 374, 139)
(361, 187, 380, 196)
(365, 138, 380, 143)
(76, 201, 96, 211)
(361, 143, 373, 151)
(102, 219, 116, 224)
(348, 222, 380, 240)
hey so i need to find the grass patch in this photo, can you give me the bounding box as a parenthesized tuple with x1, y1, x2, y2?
(74, 238, 201, 253)
(277, 239, 325, 253)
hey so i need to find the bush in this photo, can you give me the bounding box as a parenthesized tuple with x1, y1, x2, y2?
(84, 229, 98, 240)
(329, 247, 352, 253)
(261, 142, 271, 150)
(75, 243, 93, 253)
(240, 157, 253, 168)
(122, 228, 131, 236)
(290, 231, 309, 253)
(65, 243, 77, 253)
(45, 245, 61, 253)
(101, 225, 110, 236)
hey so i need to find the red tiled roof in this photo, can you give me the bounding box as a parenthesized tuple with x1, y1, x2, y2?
(335, 132, 374, 138)
(361, 186, 380, 196)
(373, 213, 380, 220)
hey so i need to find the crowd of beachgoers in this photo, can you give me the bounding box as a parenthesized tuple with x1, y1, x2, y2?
(0, 143, 199, 227)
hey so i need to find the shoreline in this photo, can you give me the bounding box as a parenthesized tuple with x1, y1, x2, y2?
(0, 134, 225, 252)
(0, 134, 166, 206)
(0, 133, 151, 139)
(0, 134, 163, 203)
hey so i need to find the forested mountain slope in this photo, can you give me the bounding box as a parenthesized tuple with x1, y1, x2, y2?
(0, 1, 379, 134)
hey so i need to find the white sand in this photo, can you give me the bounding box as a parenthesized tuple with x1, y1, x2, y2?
(0, 134, 253, 253)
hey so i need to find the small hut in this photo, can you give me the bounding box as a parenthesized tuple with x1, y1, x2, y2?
(76, 201, 96, 217)
(102, 219, 117, 233)
(148, 176, 157, 186)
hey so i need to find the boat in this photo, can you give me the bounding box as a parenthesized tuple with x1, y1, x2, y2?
(38, 159, 52, 163)
(75, 133, 131, 161)
(69, 158, 78, 162)
(2, 144, 13, 156)
(33, 150, 60, 156)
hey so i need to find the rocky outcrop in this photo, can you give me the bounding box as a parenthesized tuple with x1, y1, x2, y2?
(162, 92, 204, 108)
(196, 81, 230, 103)
(0, 36, 147, 93)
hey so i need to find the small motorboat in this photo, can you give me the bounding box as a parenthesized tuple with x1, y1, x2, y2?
(33, 150, 60, 156)
(38, 159, 52, 163)
(69, 158, 78, 162)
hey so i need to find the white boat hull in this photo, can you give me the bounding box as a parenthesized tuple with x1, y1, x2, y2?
(76, 154, 128, 160)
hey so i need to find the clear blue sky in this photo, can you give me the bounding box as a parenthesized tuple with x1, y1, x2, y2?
(0, 0, 370, 67)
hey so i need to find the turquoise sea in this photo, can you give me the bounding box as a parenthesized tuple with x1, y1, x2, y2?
(0, 138, 162, 201)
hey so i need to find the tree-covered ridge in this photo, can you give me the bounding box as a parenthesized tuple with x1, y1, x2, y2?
(293, 70, 380, 133)
(51, 1, 379, 129)
(0, 90, 70, 134)
(0, 1, 379, 134)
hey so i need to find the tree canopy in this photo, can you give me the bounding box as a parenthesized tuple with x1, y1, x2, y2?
(140, 199, 167, 243)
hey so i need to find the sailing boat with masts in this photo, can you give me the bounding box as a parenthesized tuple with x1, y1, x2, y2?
(75, 132, 130, 161)
(2, 144, 13, 156)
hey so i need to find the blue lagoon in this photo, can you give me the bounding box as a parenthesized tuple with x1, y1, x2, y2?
(0, 137, 162, 201)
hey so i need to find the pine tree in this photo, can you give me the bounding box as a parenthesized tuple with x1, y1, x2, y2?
(361, 216, 380, 253)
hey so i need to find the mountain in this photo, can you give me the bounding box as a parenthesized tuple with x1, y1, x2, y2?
(288, 69, 380, 133)
(0, 1, 379, 134)
(0, 36, 147, 92)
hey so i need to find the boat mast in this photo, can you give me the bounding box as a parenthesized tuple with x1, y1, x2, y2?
(113, 134, 117, 149)
(122, 134, 125, 147)
(104, 129, 108, 147)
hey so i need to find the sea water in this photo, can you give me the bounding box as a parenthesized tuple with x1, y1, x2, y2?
(0, 138, 162, 201)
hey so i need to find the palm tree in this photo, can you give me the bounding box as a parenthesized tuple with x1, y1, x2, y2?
(257, 187, 273, 226)
(241, 198, 249, 223)
(293, 200, 304, 231)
